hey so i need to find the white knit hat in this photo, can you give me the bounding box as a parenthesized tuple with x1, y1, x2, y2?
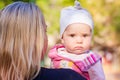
(60, 0, 94, 37)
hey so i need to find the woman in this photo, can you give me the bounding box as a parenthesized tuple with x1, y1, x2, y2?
(0, 1, 86, 80)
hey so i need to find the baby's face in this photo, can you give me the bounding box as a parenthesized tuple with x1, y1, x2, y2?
(61, 23, 92, 55)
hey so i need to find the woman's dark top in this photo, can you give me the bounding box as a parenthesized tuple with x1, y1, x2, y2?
(34, 67, 86, 80)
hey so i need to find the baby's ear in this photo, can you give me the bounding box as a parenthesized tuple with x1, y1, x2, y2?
(61, 38, 64, 44)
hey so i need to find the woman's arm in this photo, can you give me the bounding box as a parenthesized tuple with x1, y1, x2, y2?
(34, 67, 87, 80)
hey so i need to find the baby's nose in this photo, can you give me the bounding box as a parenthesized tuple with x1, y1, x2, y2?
(76, 36, 83, 43)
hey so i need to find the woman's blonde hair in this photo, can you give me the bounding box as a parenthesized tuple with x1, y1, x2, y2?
(0, 2, 47, 80)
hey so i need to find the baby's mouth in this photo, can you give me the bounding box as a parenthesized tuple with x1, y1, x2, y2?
(74, 46, 83, 50)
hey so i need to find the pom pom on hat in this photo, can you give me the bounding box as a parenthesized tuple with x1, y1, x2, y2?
(60, 0, 94, 37)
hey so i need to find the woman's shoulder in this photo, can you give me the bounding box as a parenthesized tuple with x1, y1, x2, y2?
(34, 67, 86, 80)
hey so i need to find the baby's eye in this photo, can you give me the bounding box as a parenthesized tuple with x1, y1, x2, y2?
(83, 34, 89, 37)
(69, 34, 75, 37)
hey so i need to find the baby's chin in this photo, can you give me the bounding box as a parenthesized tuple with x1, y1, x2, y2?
(68, 51, 86, 55)
(74, 52, 85, 55)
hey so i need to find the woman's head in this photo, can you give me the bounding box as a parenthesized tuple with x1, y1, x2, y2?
(0, 2, 47, 80)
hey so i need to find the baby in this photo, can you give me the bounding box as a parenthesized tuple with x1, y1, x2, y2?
(49, 0, 105, 80)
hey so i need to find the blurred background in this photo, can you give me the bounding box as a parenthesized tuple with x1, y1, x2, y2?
(0, 0, 120, 80)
